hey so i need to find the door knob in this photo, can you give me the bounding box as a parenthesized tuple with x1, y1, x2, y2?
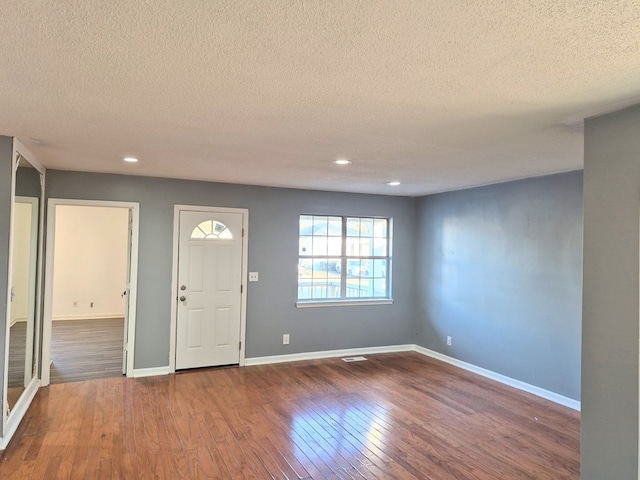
(179, 296, 186, 302)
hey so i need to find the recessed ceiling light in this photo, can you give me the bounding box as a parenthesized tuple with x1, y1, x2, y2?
(387, 181, 401, 186)
(123, 157, 138, 163)
(333, 159, 352, 165)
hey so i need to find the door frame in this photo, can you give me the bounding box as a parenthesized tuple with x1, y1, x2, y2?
(13, 196, 40, 387)
(41, 199, 140, 385)
(169, 205, 248, 372)
(2, 140, 44, 448)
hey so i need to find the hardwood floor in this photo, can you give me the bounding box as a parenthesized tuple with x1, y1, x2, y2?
(0, 352, 580, 479)
(50, 318, 124, 384)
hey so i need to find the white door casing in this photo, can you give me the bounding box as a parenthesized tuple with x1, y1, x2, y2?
(41, 199, 139, 386)
(175, 209, 245, 369)
(13, 197, 39, 387)
(2, 139, 44, 448)
(122, 209, 134, 374)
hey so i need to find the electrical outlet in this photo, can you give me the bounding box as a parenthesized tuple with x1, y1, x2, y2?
(73, 301, 78, 308)
(446, 336, 452, 346)
(249, 272, 259, 282)
(283, 334, 290, 345)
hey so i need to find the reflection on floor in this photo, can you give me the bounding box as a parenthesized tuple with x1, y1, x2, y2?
(51, 317, 124, 384)
(7, 322, 27, 388)
(6, 388, 23, 409)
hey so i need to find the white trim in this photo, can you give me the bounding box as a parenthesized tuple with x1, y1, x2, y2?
(0, 377, 40, 450)
(413, 346, 581, 411)
(125, 204, 139, 377)
(13, 196, 39, 388)
(245, 343, 580, 411)
(53, 314, 125, 321)
(2, 144, 17, 439)
(245, 344, 414, 366)
(169, 207, 179, 371)
(3, 140, 44, 441)
(41, 199, 140, 386)
(27, 338, 580, 413)
(133, 366, 170, 378)
(296, 299, 394, 308)
(169, 205, 249, 372)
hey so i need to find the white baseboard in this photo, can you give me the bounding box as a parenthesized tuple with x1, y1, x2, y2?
(53, 314, 125, 321)
(245, 344, 414, 366)
(123, 344, 579, 411)
(413, 346, 581, 411)
(10, 317, 27, 325)
(133, 366, 170, 378)
(245, 343, 580, 411)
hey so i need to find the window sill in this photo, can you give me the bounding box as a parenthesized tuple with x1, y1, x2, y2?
(296, 299, 394, 308)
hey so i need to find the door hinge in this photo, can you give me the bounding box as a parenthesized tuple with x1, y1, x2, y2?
(239, 341, 242, 351)
(241, 284, 243, 294)
(242, 228, 245, 237)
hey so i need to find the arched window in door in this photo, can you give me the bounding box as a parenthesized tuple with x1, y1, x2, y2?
(190, 220, 233, 239)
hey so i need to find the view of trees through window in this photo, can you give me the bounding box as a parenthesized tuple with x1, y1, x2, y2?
(298, 215, 391, 301)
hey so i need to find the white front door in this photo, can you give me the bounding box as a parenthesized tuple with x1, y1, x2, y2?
(176, 210, 244, 369)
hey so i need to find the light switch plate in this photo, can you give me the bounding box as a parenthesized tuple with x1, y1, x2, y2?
(249, 272, 259, 282)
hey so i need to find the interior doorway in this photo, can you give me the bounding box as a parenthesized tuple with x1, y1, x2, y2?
(42, 200, 139, 386)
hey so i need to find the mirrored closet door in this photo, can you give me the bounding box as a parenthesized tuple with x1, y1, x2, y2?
(2, 139, 44, 443)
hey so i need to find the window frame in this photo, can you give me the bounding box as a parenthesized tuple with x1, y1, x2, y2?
(296, 214, 393, 307)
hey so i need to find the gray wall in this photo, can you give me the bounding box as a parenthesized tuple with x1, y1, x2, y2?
(0, 136, 13, 417)
(415, 171, 583, 400)
(15, 164, 41, 198)
(45, 171, 418, 368)
(7, 107, 640, 475)
(582, 105, 640, 479)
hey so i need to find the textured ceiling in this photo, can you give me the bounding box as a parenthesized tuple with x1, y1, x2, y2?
(1, 1, 640, 196)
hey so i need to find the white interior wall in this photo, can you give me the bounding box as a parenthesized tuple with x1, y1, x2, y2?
(52, 205, 129, 320)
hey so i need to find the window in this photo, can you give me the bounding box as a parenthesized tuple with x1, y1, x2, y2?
(190, 220, 233, 239)
(298, 215, 391, 303)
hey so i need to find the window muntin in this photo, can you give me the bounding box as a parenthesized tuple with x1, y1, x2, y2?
(298, 215, 390, 302)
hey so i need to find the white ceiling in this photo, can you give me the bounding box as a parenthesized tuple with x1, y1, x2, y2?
(1, 1, 640, 196)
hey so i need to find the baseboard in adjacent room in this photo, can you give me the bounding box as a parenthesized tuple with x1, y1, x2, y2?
(53, 314, 125, 321)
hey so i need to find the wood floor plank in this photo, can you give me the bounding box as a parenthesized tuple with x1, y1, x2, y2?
(50, 318, 125, 384)
(0, 352, 580, 479)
